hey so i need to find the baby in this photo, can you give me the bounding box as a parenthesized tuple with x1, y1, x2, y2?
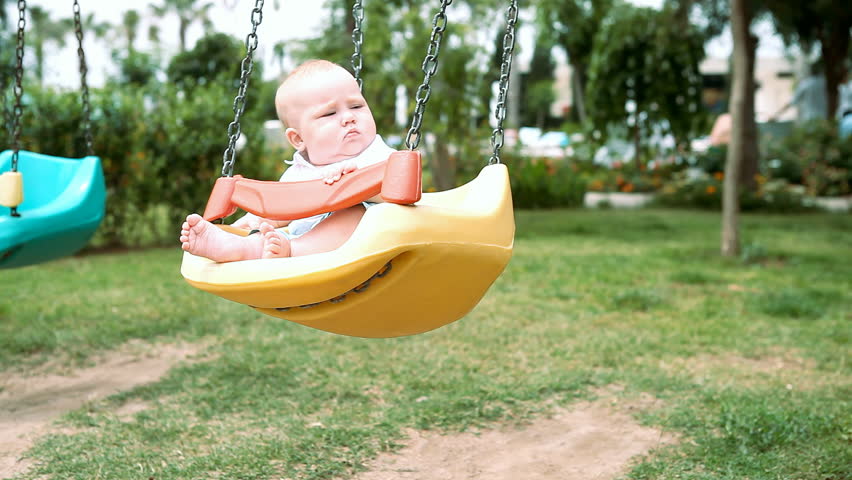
(180, 59, 395, 262)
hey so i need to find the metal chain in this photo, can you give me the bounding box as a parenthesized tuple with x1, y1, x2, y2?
(73, 0, 94, 156)
(222, 0, 264, 177)
(272, 261, 393, 311)
(404, 0, 453, 150)
(351, 0, 364, 91)
(488, 0, 518, 165)
(10, 0, 27, 172)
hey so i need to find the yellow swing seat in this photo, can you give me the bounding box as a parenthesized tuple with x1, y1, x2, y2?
(180, 163, 514, 338)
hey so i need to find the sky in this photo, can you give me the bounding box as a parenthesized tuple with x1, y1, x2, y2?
(9, 0, 328, 88)
(8, 0, 789, 89)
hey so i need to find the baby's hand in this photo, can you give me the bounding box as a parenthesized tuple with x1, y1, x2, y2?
(232, 213, 288, 230)
(231, 213, 261, 230)
(322, 160, 358, 184)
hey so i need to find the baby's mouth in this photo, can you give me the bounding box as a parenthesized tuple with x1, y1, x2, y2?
(344, 129, 360, 138)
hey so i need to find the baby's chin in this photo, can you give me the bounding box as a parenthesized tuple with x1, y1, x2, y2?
(339, 139, 373, 157)
(313, 150, 365, 166)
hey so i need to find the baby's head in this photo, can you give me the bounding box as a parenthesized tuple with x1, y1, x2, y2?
(276, 60, 377, 166)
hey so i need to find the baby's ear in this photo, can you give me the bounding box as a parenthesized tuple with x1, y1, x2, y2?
(285, 128, 305, 151)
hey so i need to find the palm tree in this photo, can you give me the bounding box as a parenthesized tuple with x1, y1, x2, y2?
(27, 6, 72, 85)
(149, 0, 214, 52)
(272, 41, 287, 77)
(79, 12, 111, 45)
(119, 10, 142, 53)
(17, 5, 109, 88)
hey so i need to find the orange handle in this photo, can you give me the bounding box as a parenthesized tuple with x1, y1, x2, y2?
(202, 175, 242, 221)
(201, 154, 422, 222)
(381, 151, 422, 204)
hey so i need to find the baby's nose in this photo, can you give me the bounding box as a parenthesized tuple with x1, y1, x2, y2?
(341, 111, 356, 124)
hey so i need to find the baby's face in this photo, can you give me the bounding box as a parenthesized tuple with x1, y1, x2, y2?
(285, 67, 377, 166)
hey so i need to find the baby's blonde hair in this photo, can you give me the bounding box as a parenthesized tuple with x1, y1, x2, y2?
(275, 59, 348, 127)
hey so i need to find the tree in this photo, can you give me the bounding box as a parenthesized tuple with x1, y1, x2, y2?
(149, 0, 214, 52)
(765, 0, 852, 118)
(521, 34, 556, 129)
(26, 6, 72, 85)
(537, 0, 613, 124)
(118, 10, 141, 53)
(299, 0, 505, 190)
(666, 0, 730, 39)
(116, 51, 159, 87)
(2, 0, 13, 141)
(586, 4, 705, 167)
(721, 0, 760, 257)
(166, 32, 245, 87)
(272, 41, 287, 78)
(110, 10, 158, 87)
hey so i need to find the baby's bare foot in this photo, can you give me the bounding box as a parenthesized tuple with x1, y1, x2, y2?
(260, 223, 292, 259)
(180, 213, 264, 262)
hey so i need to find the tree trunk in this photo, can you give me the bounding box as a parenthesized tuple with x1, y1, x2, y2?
(428, 137, 456, 191)
(722, 0, 755, 257)
(344, 0, 356, 64)
(179, 19, 187, 52)
(570, 61, 587, 124)
(508, 54, 521, 130)
(819, 26, 850, 119)
(633, 122, 642, 169)
(739, 30, 759, 191)
(35, 43, 44, 86)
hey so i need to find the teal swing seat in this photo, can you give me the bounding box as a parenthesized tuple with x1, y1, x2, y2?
(0, 150, 106, 269)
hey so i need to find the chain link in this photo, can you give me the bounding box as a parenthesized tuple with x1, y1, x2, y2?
(404, 0, 453, 150)
(222, 0, 265, 177)
(10, 0, 27, 173)
(488, 0, 518, 165)
(351, 0, 364, 91)
(73, 0, 94, 156)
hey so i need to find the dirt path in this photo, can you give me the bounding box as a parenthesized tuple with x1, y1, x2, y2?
(2, 344, 674, 480)
(0, 343, 200, 478)
(347, 402, 675, 480)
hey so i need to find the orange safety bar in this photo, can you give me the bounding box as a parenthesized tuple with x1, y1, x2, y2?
(202, 151, 422, 221)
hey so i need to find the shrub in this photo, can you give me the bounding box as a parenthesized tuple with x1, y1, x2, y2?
(582, 162, 668, 193)
(692, 145, 727, 174)
(655, 169, 815, 213)
(15, 82, 281, 248)
(506, 155, 586, 209)
(655, 169, 724, 209)
(762, 119, 852, 197)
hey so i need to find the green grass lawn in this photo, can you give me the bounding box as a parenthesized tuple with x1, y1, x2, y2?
(2, 209, 850, 480)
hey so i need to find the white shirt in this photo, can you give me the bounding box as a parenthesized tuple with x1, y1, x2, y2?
(279, 135, 396, 236)
(279, 134, 395, 182)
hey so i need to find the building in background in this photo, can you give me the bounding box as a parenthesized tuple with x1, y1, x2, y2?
(541, 54, 799, 124)
(699, 56, 797, 122)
